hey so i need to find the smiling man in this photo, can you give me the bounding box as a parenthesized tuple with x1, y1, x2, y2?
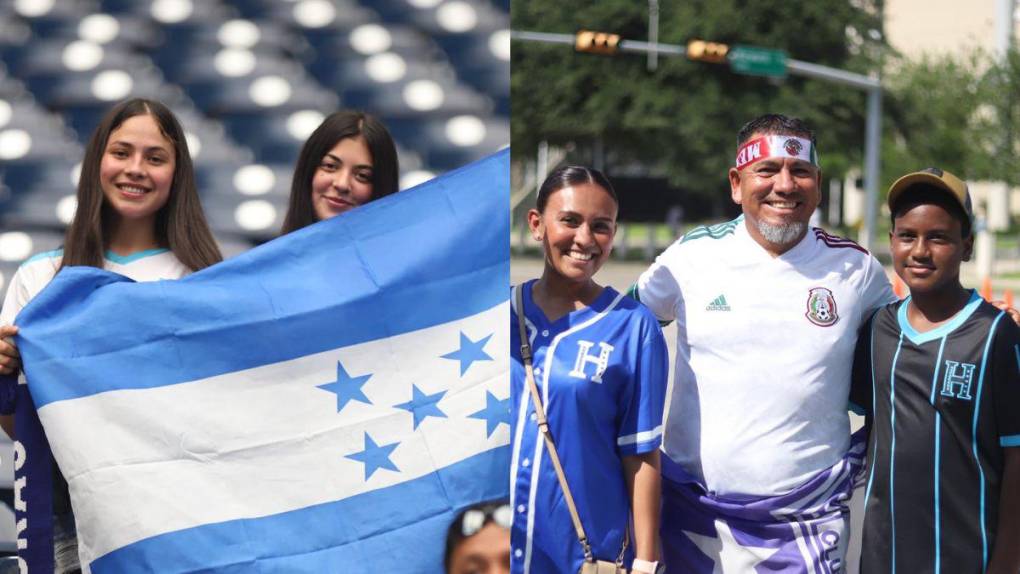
(635, 114, 897, 573)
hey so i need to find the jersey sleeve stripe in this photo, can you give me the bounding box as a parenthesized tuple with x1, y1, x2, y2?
(1000, 435, 1020, 447)
(617, 425, 663, 447)
(21, 248, 63, 267)
(813, 229, 868, 254)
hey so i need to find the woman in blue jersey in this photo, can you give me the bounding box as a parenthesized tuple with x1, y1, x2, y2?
(0, 98, 222, 573)
(280, 110, 399, 233)
(510, 165, 667, 574)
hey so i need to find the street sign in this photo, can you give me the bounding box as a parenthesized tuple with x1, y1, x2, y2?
(728, 45, 787, 78)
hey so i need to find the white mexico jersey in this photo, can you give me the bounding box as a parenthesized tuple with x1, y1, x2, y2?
(1, 248, 190, 327)
(637, 216, 895, 496)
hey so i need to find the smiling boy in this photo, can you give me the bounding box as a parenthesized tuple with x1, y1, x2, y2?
(850, 168, 1020, 573)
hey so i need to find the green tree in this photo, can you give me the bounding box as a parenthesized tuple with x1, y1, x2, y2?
(511, 0, 885, 197)
(884, 52, 993, 187)
(982, 48, 1020, 187)
(882, 47, 1019, 190)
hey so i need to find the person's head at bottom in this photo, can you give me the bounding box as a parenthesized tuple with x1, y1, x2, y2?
(445, 501, 511, 574)
(887, 167, 974, 304)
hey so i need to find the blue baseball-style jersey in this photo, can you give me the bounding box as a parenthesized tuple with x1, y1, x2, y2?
(509, 281, 668, 574)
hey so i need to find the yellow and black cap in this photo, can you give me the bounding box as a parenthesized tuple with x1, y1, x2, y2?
(888, 167, 973, 231)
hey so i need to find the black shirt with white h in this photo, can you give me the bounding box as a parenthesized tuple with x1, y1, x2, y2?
(851, 291, 1020, 574)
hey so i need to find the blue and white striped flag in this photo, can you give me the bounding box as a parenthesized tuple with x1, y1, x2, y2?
(13, 149, 510, 572)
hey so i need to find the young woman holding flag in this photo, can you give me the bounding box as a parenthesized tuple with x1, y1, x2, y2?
(0, 97, 221, 573)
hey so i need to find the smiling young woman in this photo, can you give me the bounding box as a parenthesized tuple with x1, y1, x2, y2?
(510, 165, 668, 574)
(0, 97, 222, 574)
(61, 98, 222, 271)
(527, 177, 617, 312)
(280, 110, 399, 235)
(98, 114, 176, 226)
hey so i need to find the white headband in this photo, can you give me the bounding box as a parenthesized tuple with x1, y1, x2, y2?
(735, 135, 819, 170)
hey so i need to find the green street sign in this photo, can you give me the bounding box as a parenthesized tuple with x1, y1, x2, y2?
(728, 45, 787, 78)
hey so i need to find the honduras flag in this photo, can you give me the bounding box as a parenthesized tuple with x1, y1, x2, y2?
(11, 149, 510, 572)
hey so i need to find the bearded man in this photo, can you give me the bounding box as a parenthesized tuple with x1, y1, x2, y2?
(636, 114, 895, 573)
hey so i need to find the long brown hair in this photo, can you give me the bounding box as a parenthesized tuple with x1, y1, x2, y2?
(280, 110, 399, 234)
(61, 98, 222, 272)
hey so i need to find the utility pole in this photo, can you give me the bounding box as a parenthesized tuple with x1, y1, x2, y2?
(647, 0, 659, 71)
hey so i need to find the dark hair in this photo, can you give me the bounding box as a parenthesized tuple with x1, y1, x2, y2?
(890, 184, 973, 238)
(535, 165, 618, 213)
(61, 98, 222, 272)
(444, 501, 510, 573)
(280, 110, 399, 234)
(736, 113, 817, 148)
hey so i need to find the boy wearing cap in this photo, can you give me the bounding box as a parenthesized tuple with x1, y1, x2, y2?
(850, 168, 1020, 573)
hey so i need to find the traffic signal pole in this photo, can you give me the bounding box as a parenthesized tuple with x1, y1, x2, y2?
(512, 30, 884, 252)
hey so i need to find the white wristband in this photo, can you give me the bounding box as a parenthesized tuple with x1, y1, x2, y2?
(631, 559, 658, 573)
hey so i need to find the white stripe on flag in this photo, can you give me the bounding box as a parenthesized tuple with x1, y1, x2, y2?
(41, 301, 509, 563)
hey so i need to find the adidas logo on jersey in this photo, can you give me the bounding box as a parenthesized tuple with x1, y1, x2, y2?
(706, 294, 730, 311)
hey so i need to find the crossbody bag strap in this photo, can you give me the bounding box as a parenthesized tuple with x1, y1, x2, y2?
(515, 285, 595, 563)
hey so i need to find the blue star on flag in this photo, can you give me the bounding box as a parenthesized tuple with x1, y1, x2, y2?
(317, 361, 372, 412)
(441, 331, 494, 376)
(394, 385, 448, 429)
(345, 432, 400, 480)
(469, 391, 510, 437)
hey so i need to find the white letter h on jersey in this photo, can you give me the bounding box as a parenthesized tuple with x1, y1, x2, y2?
(569, 340, 614, 383)
(940, 360, 975, 400)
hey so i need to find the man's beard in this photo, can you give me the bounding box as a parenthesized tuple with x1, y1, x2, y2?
(756, 220, 807, 246)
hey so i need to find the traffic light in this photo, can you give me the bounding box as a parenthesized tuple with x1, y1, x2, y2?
(575, 30, 621, 55)
(686, 39, 730, 64)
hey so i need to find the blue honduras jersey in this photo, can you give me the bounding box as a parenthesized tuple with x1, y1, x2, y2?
(509, 281, 668, 574)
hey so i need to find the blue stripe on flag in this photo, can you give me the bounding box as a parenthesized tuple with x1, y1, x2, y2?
(90, 446, 509, 572)
(17, 149, 510, 407)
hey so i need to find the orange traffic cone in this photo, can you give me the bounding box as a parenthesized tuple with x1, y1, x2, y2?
(892, 275, 905, 299)
(981, 276, 993, 301)
(1005, 289, 1014, 309)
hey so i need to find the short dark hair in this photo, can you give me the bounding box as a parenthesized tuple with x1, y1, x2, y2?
(890, 184, 973, 238)
(737, 114, 817, 148)
(535, 165, 618, 213)
(444, 501, 509, 573)
(280, 110, 399, 234)
(61, 98, 222, 272)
